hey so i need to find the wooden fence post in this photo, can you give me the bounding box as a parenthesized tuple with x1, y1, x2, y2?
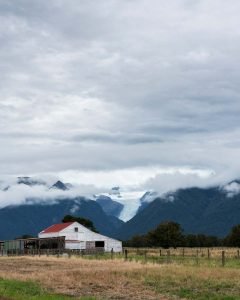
(222, 251, 225, 267)
(167, 250, 170, 264)
(144, 250, 147, 263)
(111, 248, 113, 260)
(124, 249, 128, 261)
(207, 248, 210, 260)
(237, 249, 240, 259)
(159, 249, 162, 257)
(196, 250, 199, 265)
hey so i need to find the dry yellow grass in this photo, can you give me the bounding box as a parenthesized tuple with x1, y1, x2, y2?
(1, 255, 240, 299)
(0, 256, 169, 300)
(126, 247, 240, 258)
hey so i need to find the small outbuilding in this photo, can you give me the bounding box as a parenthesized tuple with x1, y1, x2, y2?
(38, 222, 122, 252)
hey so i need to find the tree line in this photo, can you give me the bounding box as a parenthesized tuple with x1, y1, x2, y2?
(123, 221, 240, 248)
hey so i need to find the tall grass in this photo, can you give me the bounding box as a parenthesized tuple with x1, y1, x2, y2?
(2, 254, 240, 299)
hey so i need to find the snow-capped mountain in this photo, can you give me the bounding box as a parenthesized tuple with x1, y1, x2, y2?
(115, 180, 240, 240)
(95, 187, 155, 221)
(0, 177, 155, 222)
(0, 177, 124, 239)
(2, 176, 240, 240)
(137, 191, 159, 213)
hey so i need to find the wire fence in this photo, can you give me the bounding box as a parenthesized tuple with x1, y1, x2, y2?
(0, 247, 105, 257)
(121, 247, 240, 267)
(2, 247, 240, 268)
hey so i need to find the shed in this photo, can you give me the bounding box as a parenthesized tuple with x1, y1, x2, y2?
(38, 222, 122, 252)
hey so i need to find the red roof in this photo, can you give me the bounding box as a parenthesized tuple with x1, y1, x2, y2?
(41, 222, 74, 233)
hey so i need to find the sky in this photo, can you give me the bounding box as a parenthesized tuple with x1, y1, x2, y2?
(1, 0, 240, 192)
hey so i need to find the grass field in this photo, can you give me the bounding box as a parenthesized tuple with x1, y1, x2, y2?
(1, 255, 240, 300)
(0, 278, 92, 300)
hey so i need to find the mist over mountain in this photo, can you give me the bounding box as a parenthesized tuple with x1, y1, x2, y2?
(115, 181, 240, 240)
(0, 177, 147, 221)
(1, 176, 240, 240)
(0, 177, 134, 239)
(137, 191, 159, 213)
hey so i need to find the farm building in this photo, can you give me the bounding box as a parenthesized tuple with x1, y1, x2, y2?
(38, 221, 122, 252)
(2, 237, 65, 253)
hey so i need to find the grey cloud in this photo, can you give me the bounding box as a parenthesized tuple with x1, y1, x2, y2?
(72, 132, 164, 145)
(0, 180, 104, 209)
(0, 0, 240, 188)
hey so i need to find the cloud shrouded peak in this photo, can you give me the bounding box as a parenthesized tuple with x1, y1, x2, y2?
(0, 1, 240, 189)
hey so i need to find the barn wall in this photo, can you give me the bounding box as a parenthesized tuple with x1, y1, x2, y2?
(65, 241, 84, 250)
(38, 232, 61, 239)
(63, 223, 122, 252)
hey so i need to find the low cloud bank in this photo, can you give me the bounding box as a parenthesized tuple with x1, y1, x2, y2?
(0, 180, 105, 209)
(0, 166, 240, 210)
(222, 181, 240, 198)
(142, 169, 240, 196)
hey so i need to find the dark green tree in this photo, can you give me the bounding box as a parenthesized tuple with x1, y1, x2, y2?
(124, 221, 223, 248)
(15, 234, 34, 240)
(147, 221, 184, 248)
(184, 234, 222, 247)
(225, 224, 240, 247)
(124, 234, 149, 247)
(62, 215, 98, 233)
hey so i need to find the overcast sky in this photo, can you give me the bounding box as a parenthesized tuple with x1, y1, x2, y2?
(1, 0, 240, 190)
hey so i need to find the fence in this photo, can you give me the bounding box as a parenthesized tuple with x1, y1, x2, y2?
(122, 247, 240, 267)
(2, 247, 240, 268)
(0, 247, 105, 257)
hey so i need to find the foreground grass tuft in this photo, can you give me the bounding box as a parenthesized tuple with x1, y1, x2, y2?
(0, 278, 96, 300)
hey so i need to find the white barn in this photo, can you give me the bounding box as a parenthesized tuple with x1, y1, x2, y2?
(38, 222, 122, 252)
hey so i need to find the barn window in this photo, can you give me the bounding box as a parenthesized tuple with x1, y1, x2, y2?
(95, 241, 104, 248)
(74, 227, 78, 232)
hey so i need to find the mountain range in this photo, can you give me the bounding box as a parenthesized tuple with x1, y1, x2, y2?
(115, 184, 240, 240)
(0, 197, 123, 240)
(1, 177, 240, 240)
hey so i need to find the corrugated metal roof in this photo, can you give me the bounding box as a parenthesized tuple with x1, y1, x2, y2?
(40, 222, 74, 233)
